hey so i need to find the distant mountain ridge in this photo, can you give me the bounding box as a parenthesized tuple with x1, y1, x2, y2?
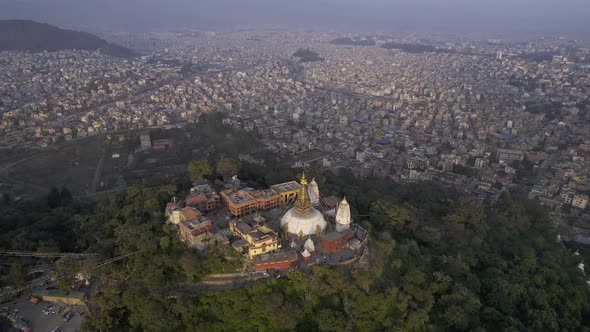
(0, 20, 137, 58)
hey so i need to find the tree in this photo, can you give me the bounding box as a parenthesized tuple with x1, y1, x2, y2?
(159, 236, 171, 250)
(369, 200, 408, 231)
(187, 160, 212, 182)
(10, 260, 26, 290)
(3, 165, 590, 332)
(60, 186, 73, 205)
(317, 308, 346, 331)
(143, 198, 161, 217)
(52, 255, 80, 293)
(48, 186, 62, 208)
(414, 225, 441, 245)
(81, 256, 101, 280)
(453, 164, 478, 177)
(37, 240, 61, 254)
(216, 157, 240, 178)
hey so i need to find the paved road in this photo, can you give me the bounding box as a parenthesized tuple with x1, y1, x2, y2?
(177, 275, 271, 292)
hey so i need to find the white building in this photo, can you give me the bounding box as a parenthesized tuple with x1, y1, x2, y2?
(308, 178, 320, 206)
(336, 197, 352, 233)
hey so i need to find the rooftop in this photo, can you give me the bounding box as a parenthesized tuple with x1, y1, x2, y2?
(323, 229, 354, 242)
(292, 148, 331, 163)
(223, 189, 256, 205)
(180, 206, 202, 221)
(183, 218, 212, 234)
(249, 189, 280, 200)
(323, 196, 342, 208)
(253, 251, 298, 264)
(270, 181, 302, 193)
(232, 238, 249, 249)
(189, 226, 210, 237)
(234, 220, 253, 235)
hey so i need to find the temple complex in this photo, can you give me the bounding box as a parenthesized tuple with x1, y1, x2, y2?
(165, 170, 368, 275)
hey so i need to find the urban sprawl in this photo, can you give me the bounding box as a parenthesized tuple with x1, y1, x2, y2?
(1, 30, 590, 242)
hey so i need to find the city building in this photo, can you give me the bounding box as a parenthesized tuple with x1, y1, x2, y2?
(322, 229, 354, 252)
(573, 194, 589, 210)
(220, 189, 257, 217)
(253, 251, 299, 271)
(291, 148, 331, 168)
(140, 134, 151, 150)
(270, 181, 301, 206)
(178, 217, 213, 250)
(186, 184, 220, 213)
(497, 148, 525, 163)
(220, 188, 281, 217)
(230, 217, 280, 258)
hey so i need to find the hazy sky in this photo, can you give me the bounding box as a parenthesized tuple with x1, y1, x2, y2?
(1, 0, 589, 37)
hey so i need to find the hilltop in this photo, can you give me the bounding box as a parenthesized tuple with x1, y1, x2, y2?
(0, 20, 137, 58)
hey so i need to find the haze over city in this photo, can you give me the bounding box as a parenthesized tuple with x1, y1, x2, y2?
(1, 1, 590, 331)
(1, 0, 590, 37)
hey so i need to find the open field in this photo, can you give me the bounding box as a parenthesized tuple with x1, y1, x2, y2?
(0, 135, 105, 196)
(0, 120, 263, 198)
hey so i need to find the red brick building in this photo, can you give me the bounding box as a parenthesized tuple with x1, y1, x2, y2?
(221, 189, 281, 218)
(322, 229, 354, 253)
(253, 251, 299, 271)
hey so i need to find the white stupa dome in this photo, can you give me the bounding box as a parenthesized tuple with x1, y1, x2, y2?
(281, 173, 327, 237)
(281, 207, 327, 237)
(301, 249, 311, 258)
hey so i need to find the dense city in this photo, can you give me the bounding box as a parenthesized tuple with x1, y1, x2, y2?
(2, 30, 589, 220)
(2, 27, 590, 331)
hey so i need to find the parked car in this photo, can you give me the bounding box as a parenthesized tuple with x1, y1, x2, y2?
(63, 312, 74, 322)
(43, 305, 59, 315)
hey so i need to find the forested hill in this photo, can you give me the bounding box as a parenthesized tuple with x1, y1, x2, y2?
(1, 171, 589, 331)
(0, 20, 137, 58)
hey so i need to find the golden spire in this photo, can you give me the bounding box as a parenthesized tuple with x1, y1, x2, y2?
(296, 172, 311, 215)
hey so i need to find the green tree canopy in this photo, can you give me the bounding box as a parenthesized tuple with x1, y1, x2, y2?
(369, 200, 408, 231)
(1, 167, 589, 332)
(187, 159, 212, 182)
(216, 157, 240, 178)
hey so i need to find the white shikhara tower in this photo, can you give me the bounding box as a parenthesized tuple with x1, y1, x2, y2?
(308, 178, 320, 206)
(335, 197, 351, 232)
